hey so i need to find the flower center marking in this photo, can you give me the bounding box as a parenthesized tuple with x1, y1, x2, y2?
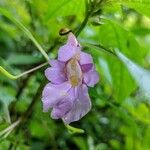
(66, 57, 82, 87)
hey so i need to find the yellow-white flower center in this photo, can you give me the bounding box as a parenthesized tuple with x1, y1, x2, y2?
(66, 57, 82, 87)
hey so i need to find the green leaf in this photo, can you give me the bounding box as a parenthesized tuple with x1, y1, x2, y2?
(123, 0, 150, 17)
(73, 136, 88, 150)
(44, 0, 85, 20)
(0, 8, 49, 61)
(7, 54, 42, 65)
(116, 49, 150, 100)
(95, 20, 144, 101)
(0, 0, 31, 25)
(109, 0, 150, 17)
(98, 19, 147, 62)
(0, 140, 10, 150)
(123, 98, 150, 124)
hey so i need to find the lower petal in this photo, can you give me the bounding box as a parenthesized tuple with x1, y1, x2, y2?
(62, 84, 91, 124)
(42, 82, 71, 112)
(51, 87, 75, 119)
(51, 98, 73, 119)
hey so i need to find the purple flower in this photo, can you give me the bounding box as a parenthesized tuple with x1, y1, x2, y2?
(42, 32, 99, 124)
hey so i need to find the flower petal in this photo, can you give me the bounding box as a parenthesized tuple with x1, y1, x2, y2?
(62, 84, 91, 124)
(81, 64, 93, 73)
(58, 45, 80, 62)
(51, 88, 75, 119)
(51, 99, 73, 119)
(84, 69, 99, 87)
(42, 82, 71, 112)
(46, 59, 66, 84)
(67, 32, 78, 46)
(49, 59, 65, 68)
(80, 52, 93, 65)
(45, 67, 66, 84)
(58, 33, 81, 62)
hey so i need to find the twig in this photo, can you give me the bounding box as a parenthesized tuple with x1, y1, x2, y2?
(16, 62, 48, 78)
(82, 42, 117, 57)
(75, 11, 92, 37)
(0, 119, 21, 137)
(0, 62, 48, 80)
(75, 0, 105, 37)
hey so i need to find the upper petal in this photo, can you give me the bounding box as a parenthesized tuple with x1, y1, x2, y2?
(67, 32, 78, 47)
(79, 52, 93, 65)
(84, 69, 99, 87)
(58, 44, 80, 62)
(42, 82, 71, 112)
(62, 84, 91, 124)
(58, 33, 81, 62)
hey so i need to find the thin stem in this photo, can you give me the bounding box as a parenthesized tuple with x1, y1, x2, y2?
(94, 43, 117, 56)
(75, 10, 92, 37)
(65, 124, 84, 134)
(16, 62, 48, 78)
(0, 62, 48, 80)
(31, 38, 49, 61)
(82, 42, 117, 57)
(0, 119, 21, 137)
(75, 0, 105, 37)
(0, 8, 49, 61)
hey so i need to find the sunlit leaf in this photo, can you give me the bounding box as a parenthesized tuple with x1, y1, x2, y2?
(44, 0, 85, 19)
(122, 0, 150, 17)
(116, 49, 150, 100)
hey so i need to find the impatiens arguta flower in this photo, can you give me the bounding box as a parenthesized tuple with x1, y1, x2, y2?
(42, 32, 99, 124)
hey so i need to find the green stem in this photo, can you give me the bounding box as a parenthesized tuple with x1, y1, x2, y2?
(0, 119, 21, 137)
(0, 62, 48, 80)
(82, 42, 117, 57)
(65, 124, 84, 134)
(0, 8, 49, 61)
(75, 10, 92, 37)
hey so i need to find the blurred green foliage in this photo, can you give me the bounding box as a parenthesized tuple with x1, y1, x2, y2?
(0, 0, 150, 150)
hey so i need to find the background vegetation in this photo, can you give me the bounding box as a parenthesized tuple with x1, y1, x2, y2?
(0, 0, 150, 149)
